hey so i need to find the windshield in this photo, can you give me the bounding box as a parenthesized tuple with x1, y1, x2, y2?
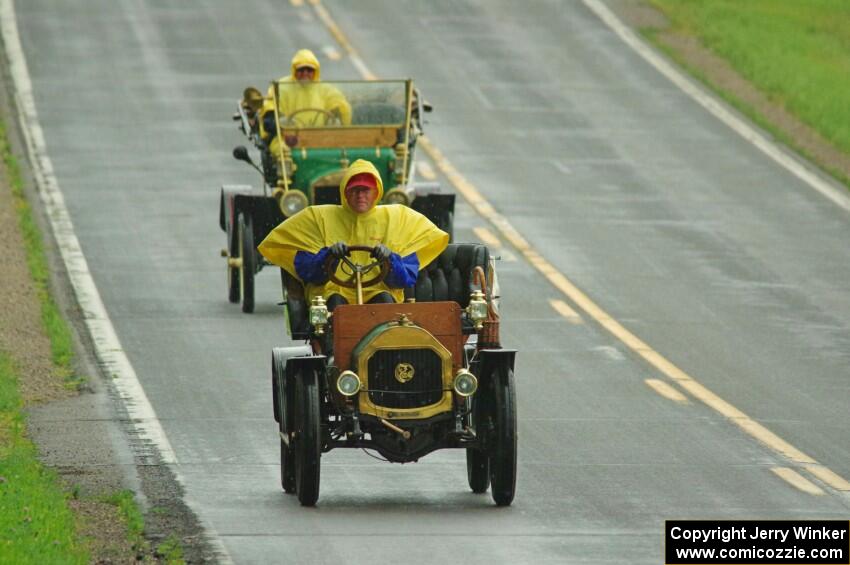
(270, 79, 410, 128)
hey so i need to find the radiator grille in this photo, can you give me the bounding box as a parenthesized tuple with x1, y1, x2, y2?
(367, 348, 444, 409)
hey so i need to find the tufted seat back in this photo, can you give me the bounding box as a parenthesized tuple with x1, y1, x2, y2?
(405, 243, 490, 306)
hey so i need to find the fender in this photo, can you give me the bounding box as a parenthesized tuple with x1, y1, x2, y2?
(472, 348, 517, 389)
(219, 184, 254, 232)
(233, 192, 286, 247)
(271, 345, 313, 423)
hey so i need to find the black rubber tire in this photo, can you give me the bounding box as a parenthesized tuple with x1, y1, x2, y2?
(227, 263, 240, 303)
(238, 213, 255, 313)
(294, 369, 321, 506)
(466, 395, 490, 493)
(273, 356, 296, 494)
(489, 367, 517, 506)
(466, 448, 490, 493)
(280, 425, 296, 494)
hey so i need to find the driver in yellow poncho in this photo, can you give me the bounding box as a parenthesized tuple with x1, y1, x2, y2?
(260, 49, 352, 155)
(258, 160, 448, 310)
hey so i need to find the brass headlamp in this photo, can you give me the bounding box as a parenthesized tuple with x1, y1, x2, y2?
(384, 187, 411, 206)
(466, 289, 488, 330)
(274, 186, 308, 217)
(309, 296, 329, 335)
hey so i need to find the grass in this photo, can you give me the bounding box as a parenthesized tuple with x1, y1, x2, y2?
(0, 119, 179, 562)
(101, 492, 185, 564)
(0, 122, 78, 387)
(647, 0, 850, 158)
(0, 353, 89, 564)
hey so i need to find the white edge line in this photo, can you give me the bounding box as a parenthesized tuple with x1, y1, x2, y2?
(581, 0, 850, 213)
(1, 3, 235, 563)
(0, 0, 176, 466)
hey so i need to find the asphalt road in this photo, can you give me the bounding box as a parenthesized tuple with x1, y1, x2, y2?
(12, 0, 850, 563)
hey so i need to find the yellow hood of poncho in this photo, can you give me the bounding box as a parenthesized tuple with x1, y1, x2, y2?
(289, 49, 321, 80)
(258, 160, 448, 303)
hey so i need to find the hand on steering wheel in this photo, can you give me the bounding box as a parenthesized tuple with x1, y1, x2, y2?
(284, 107, 342, 127)
(324, 245, 389, 289)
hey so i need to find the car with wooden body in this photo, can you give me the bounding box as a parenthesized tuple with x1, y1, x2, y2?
(271, 243, 517, 506)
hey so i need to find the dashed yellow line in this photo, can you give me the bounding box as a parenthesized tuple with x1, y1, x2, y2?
(549, 299, 583, 325)
(289, 0, 304, 6)
(310, 0, 850, 496)
(473, 226, 502, 248)
(771, 467, 824, 496)
(321, 45, 341, 61)
(311, 2, 376, 80)
(644, 378, 688, 404)
(417, 161, 437, 181)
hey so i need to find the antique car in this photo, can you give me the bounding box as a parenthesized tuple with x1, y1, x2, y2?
(271, 243, 517, 506)
(219, 79, 455, 312)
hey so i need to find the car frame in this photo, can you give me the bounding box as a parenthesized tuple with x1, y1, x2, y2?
(271, 243, 517, 506)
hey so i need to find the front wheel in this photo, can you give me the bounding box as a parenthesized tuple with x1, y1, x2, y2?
(238, 213, 255, 313)
(489, 367, 517, 506)
(294, 368, 321, 506)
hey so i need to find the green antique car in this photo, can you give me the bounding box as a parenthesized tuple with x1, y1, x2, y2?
(220, 79, 455, 312)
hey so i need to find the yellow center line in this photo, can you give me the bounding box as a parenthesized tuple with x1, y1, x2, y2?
(644, 379, 688, 405)
(549, 299, 583, 325)
(321, 45, 342, 61)
(804, 465, 850, 492)
(309, 0, 850, 496)
(771, 467, 825, 496)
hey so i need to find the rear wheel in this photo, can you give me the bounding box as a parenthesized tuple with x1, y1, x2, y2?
(280, 425, 296, 494)
(294, 368, 321, 506)
(466, 448, 489, 493)
(489, 367, 517, 506)
(238, 213, 255, 313)
(466, 395, 490, 493)
(227, 233, 240, 304)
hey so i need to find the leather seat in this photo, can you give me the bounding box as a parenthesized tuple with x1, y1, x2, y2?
(405, 243, 490, 307)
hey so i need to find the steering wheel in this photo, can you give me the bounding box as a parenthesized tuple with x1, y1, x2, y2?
(284, 107, 341, 127)
(325, 245, 389, 289)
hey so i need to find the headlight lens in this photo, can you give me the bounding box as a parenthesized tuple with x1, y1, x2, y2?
(337, 370, 362, 396)
(384, 187, 410, 206)
(453, 370, 478, 397)
(279, 190, 308, 216)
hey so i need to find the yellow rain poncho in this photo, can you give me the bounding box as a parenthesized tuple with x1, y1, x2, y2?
(262, 49, 351, 136)
(258, 160, 448, 304)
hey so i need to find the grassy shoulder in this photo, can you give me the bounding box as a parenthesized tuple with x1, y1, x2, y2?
(0, 120, 183, 563)
(1, 124, 78, 387)
(0, 354, 88, 564)
(645, 0, 850, 186)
